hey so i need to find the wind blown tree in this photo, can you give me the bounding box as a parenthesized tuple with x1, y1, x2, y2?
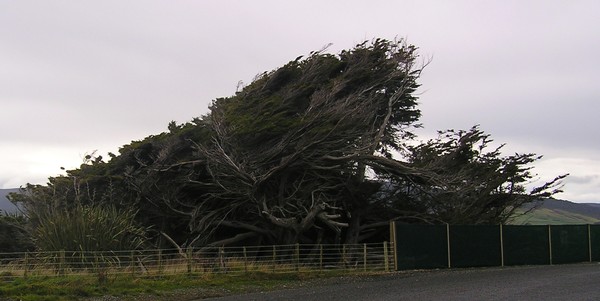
(190, 39, 424, 245)
(185, 40, 565, 245)
(375, 126, 567, 225)
(10, 38, 567, 249)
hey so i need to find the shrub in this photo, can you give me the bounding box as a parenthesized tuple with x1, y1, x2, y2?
(31, 204, 148, 252)
(0, 214, 34, 252)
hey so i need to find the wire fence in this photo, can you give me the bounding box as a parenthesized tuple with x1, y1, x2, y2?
(0, 242, 393, 279)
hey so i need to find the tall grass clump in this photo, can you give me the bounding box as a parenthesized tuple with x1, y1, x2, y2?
(24, 203, 149, 275)
(31, 204, 148, 252)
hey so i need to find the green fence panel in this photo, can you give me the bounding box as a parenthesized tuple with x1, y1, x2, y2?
(449, 225, 501, 268)
(502, 225, 550, 266)
(551, 225, 589, 264)
(394, 223, 597, 270)
(590, 225, 600, 261)
(395, 224, 448, 270)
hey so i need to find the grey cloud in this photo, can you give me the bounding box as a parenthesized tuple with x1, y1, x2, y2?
(567, 175, 600, 185)
(2, 0, 600, 202)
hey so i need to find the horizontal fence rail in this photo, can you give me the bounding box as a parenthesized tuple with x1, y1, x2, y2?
(0, 242, 393, 279)
(392, 223, 600, 270)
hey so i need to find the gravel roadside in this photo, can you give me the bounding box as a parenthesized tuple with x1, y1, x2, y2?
(83, 263, 600, 301)
(203, 263, 600, 301)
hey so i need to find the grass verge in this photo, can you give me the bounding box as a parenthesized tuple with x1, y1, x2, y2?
(0, 270, 371, 301)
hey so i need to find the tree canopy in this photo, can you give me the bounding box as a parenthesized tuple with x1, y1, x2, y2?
(8, 39, 566, 251)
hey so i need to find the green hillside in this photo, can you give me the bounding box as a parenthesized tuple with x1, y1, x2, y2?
(509, 199, 600, 225)
(509, 208, 600, 225)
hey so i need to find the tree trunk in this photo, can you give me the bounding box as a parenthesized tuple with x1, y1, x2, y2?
(344, 209, 362, 244)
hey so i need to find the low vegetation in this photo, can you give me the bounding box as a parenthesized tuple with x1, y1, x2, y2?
(0, 270, 377, 301)
(29, 204, 148, 253)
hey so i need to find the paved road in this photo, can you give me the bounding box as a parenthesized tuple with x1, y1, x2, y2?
(205, 263, 600, 300)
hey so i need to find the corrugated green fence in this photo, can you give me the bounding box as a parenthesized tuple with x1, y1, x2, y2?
(391, 223, 600, 270)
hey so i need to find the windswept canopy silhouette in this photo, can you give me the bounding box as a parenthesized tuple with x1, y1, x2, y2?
(9, 39, 566, 251)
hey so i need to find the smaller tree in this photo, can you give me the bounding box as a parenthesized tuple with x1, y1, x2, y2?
(379, 126, 567, 224)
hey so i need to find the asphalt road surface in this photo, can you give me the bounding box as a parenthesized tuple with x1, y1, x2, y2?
(205, 263, 600, 300)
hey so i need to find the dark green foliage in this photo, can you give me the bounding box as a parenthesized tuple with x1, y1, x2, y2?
(195, 39, 424, 245)
(379, 126, 567, 224)
(213, 39, 420, 156)
(0, 214, 34, 252)
(9, 119, 213, 248)
(8, 39, 566, 250)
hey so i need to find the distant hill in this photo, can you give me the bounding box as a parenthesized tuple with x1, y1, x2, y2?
(0, 188, 21, 214)
(585, 203, 600, 209)
(509, 199, 600, 225)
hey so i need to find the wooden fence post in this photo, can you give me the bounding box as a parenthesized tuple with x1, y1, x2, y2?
(187, 247, 193, 275)
(548, 225, 553, 265)
(363, 243, 367, 271)
(94, 251, 99, 274)
(447, 224, 451, 268)
(23, 252, 29, 278)
(500, 224, 505, 267)
(157, 249, 163, 275)
(589, 224, 593, 262)
(243, 246, 248, 273)
(59, 250, 65, 276)
(383, 241, 389, 272)
(342, 244, 347, 268)
(130, 250, 135, 276)
(319, 244, 323, 271)
(295, 243, 300, 272)
(219, 246, 226, 273)
(271, 245, 276, 272)
(390, 221, 397, 271)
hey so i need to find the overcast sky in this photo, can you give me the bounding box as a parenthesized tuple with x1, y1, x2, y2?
(1, 1, 599, 203)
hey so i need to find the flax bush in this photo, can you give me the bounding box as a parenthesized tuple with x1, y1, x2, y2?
(31, 204, 148, 253)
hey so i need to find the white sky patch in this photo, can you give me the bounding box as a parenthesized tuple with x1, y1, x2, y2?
(0, 144, 74, 188)
(528, 157, 600, 203)
(1, 0, 600, 203)
(0, 142, 121, 189)
(492, 139, 599, 203)
(410, 130, 597, 203)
